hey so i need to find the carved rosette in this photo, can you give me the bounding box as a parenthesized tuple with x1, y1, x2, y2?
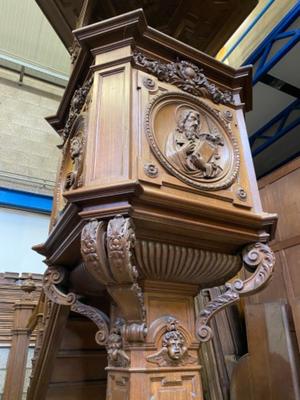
(133, 50, 234, 105)
(196, 242, 275, 342)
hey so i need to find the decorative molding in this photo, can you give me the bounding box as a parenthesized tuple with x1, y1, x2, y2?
(60, 77, 93, 144)
(135, 239, 241, 287)
(144, 92, 240, 191)
(107, 318, 130, 367)
(71, 300, 110, 346)
(69, 39, 81, 65)
(147, 317, 197, 367)
(133, 50, 234, 106)
(196, 242, 275, 342)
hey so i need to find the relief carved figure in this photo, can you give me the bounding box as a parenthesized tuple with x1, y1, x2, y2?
(64, 129, 85, 190)
(107, 318, 130, 367)
(166, 108, 224, 179)
(147, 317, 197, 367)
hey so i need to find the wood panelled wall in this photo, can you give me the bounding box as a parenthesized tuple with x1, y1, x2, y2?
(231, 157, 300, 399)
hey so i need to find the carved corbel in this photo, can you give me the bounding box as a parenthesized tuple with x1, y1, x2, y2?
(107, 318, 130, 367)
(196, 242, 275, 342)
(80, 215, 147, 343)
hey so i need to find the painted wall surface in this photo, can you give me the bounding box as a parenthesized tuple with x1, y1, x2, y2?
(0, 207, 49, 274)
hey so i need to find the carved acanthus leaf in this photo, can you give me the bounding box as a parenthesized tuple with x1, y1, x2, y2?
(196, 242, 275, 342)
(71, 300, 110, 346)
(133, 50, 234, 106)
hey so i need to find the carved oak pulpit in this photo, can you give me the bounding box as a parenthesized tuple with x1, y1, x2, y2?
(34, 9, 277, 400)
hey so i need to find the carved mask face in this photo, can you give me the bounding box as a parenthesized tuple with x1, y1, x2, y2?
(70, 136, 81, 158)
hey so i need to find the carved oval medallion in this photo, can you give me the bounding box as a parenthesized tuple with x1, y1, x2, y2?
(145, 92, 240, 191)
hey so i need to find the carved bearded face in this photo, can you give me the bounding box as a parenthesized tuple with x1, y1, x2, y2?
(180, 110, 201, 140)
(70, 136, 81, 159)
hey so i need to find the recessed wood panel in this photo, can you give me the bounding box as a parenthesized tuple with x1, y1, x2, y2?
(90, 65, 130, 184)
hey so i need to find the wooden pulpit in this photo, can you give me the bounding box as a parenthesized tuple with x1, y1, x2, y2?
(33, 9, 277, 399)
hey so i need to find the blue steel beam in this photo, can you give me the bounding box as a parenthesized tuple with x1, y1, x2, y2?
(249, 98, 300, 157)
(245, 2, 300, 84)
(0, 187, 52, 214)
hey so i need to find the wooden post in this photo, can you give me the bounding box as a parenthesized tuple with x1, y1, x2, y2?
(2, 277, 37, 400)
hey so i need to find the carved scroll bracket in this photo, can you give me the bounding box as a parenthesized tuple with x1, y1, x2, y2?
(43, 266, 77, 306)
(71, 300, 110, 346)
(81, 216, 147, 345)
(196, 242, 275, 342)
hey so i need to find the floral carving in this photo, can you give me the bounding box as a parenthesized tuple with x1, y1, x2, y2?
(107, 318, 130, 367)
(60, 77, 93, 145)
(147, 317, 197, 367)
(133, 50, 234, 105)
(196, 242, 275, 342)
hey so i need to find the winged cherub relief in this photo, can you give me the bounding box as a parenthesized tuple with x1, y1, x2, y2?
(147, 317, 197, 367)
(165, 107, 224, 179)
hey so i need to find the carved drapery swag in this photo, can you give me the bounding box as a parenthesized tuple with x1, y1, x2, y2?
(133, 50, 234, 106)
(196, 242, 275, 342)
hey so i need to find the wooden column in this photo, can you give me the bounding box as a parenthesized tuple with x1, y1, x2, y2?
(3, 278, 37, 400)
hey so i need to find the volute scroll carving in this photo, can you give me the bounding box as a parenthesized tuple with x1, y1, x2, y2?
(43, 266, 77, 306)
(196, 242, 275, 342)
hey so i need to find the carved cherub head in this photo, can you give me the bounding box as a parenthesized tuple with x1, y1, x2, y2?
(162, 318, 187, 360)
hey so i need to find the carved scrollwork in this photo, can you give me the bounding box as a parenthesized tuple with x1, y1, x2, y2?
(43, 266, 77, 306)
(107, 318, 130, 367)
(71, 300, 110, 346)
(133, 50, 234, 106)
(196, 242, 275, 342)
(147, 317, 197, 367)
